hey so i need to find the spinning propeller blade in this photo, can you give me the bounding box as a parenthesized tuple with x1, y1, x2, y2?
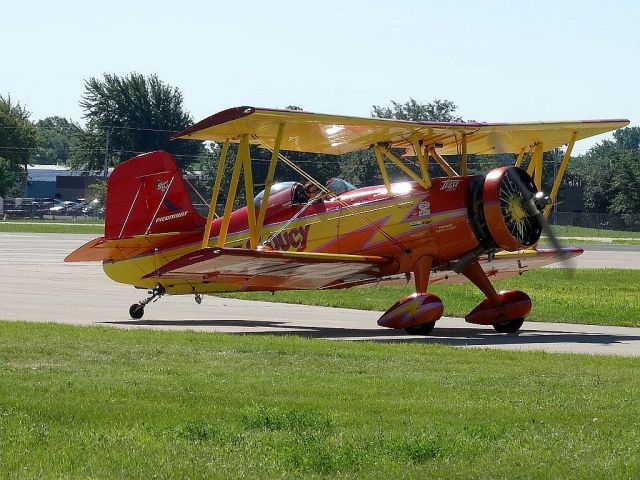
(506, 168, 575, 272)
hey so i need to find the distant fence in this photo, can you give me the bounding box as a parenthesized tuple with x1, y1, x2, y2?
(549, 212, 640, 233)
(2, 196, 639, 234)
(0, 197, 103, 220)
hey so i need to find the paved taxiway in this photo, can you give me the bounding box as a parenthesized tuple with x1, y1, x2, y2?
(1, 232, 640, 356)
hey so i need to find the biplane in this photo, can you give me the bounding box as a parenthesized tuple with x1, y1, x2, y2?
(66, 107, 629, 334)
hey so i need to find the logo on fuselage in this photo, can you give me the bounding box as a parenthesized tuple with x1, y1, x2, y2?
(248, 225, 311, 251)
(440, 179, 461, 192)
(156, 180, 171, 193)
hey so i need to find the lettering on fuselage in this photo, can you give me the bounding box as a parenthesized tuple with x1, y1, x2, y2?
(156, 180, 171, 193)
(246, 225, 311, 251)
(440, 179, 461, 192)
(418, 201, 431, 216)
(155, 211, 188, 223)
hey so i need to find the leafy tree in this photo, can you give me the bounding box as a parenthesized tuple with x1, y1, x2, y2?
(568, 126, 640, 218)
(35, 117, 77, 165)
(70, 73, 203, 172)
(0, 95, 37, 195)
(609, 149, 640, 217)
(372, 98, 463, 122)
(0, 158, 14, 197)
(88, 180, 107, 204)
(371, 98, 469, 180)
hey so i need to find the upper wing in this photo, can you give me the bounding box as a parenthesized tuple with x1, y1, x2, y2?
(429, 247, 584, 285)
(173, 106, 629, 156)
(145, 247, 394, 290)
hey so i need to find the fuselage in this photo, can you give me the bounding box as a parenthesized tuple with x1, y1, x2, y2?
(103, 176, 485, 295)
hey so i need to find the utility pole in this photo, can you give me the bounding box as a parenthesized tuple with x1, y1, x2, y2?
(104, 128, 110, 178)
(553, 148, 559, 223)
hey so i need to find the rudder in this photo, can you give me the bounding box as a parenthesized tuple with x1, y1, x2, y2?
(105, 151, 205, 239)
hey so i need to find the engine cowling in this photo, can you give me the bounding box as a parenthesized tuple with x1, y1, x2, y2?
(468, 166, 543, 252)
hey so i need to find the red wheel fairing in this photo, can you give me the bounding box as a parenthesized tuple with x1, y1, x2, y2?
(465, 290, 532, 325)
(377, 293, 443, 329)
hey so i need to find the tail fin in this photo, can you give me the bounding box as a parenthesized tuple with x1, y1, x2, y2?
(105, 151, 205, 239)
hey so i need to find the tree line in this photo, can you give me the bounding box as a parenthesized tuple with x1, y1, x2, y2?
(1, 73, 638, 220)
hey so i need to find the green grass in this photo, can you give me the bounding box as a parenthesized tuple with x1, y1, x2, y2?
(1, 218, 105, 224)
(1, 321, 639, 479)
(548, 224, 640, 238)
(222, 269, 640, 327)
(0, 221, 104, 234)
(551, 239, 640, 245)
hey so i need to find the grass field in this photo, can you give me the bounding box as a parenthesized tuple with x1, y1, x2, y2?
(1, 321, 639, 479)
(222, 269, 640, 327)
(0, 221, 104, 234)
(546, 224, 640, 238)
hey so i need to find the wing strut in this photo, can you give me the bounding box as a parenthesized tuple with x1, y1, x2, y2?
(201, 140, 229, 248)
(428, 145, 458, 177)
(460, 133, 468, 175)
(373, 145, 391, 191)
(544, 131, 577, 218)
(256, 123, 285, 237)
(377, 144, 430, 189)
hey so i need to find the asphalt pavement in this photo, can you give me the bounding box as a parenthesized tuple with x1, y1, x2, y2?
(1, 232, 640, 356)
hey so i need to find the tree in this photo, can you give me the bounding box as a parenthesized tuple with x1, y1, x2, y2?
(609, 149, 640, 217)
(0, 95, 37, 195)
(70, 73, 203, 172)
(370, 98, 470, 180)
(568, 126, 640, 219)
(371, 98, 463, 122)
(0, 158, 14, 197)
(35, 116, 77, 165)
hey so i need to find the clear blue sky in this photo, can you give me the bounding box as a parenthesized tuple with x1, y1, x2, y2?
(2, 0, 638, 154)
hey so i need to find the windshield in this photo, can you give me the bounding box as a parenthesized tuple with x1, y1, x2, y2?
(326, 178, 356, 196)
(254, 181, 296, 210)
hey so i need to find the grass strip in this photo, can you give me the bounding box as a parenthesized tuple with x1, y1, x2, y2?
(222, 269, 640, 327)
(0, 221, 104, 234)
(1, 321, 639, 479)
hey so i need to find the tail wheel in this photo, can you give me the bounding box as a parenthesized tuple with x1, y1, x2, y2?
(492, 317, 524, 334)
(129, 304, 144, 320)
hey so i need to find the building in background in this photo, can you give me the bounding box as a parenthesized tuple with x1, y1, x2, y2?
(26, 165, 106, 200)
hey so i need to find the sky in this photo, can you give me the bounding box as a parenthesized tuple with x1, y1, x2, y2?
(2, 0, 638, 154)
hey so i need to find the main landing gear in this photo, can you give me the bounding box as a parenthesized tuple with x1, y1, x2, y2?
(377, 256, 531, 336)
(377, 256, 444, 335)
(129, 284, 166, 319)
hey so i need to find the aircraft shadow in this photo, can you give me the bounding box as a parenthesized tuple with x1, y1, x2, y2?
(104, 318, 640, 348)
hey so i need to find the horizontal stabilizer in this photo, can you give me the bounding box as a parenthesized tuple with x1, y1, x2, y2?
(144, 247, 393, 290)
(64, 232, 186, 263)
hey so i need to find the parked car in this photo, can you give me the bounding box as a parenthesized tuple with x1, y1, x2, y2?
(82, 198, 105, 217)
(49, 201, 81, 216)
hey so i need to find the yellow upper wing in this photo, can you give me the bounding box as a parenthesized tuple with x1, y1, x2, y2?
(173, 106, 629, 155)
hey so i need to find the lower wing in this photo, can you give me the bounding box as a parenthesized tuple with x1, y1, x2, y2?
(144, 247, 395, 290)
(429, 247, 583, 285)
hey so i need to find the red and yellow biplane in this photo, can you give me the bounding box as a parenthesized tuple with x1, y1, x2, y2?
(66, 107, 629, 334)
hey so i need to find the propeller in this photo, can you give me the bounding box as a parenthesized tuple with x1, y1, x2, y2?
(505, 167, 575, 272)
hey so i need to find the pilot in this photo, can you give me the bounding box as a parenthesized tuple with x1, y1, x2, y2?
(304, 181, 322, 199)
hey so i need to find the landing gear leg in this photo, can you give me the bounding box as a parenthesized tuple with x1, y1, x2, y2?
(129, 284, 166, 319)
(462, 261, 530, 333)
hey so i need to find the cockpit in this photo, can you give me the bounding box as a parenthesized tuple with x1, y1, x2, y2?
(254, 178, 356, 211)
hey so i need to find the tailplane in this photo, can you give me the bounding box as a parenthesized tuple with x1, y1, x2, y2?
(105, 151, 205, 239)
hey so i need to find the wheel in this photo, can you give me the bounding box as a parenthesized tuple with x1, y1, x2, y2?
(405, 322, 436, 336)
(129, 304, 144, 320)
(493, 317, 524, 333)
